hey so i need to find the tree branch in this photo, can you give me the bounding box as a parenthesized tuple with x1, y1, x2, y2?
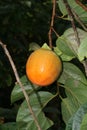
(75, 0, 87, 12)
(48, 0, 56, 48)
(0, 41, 42, 130)
(72, 9, 87, 32)
(62, 0, 80, 46)
(52, 27, 59, 37)
(62, 0, 87, 76)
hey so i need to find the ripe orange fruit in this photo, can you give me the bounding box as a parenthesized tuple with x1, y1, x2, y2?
(26, 48, 62, 86)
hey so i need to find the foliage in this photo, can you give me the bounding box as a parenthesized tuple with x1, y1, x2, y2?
(0, 0, 87, 130)
(66, 102, 87, 130)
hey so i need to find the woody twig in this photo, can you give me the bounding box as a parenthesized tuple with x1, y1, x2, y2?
(0, 41, 42, 130)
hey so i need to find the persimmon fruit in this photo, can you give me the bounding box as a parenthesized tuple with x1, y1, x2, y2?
(26, 48, 62, 86)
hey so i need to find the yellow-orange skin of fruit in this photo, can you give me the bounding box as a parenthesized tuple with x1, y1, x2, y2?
(26, 48, 62, 86)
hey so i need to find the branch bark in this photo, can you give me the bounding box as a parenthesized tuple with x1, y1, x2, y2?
(75, 0, 87, 12)
(62, 0, 80, 46)
(0, 41, 42, 130)
(62, 0, 87, 76)
(72, 9, 87, 32)
(48, 0, 56, 48)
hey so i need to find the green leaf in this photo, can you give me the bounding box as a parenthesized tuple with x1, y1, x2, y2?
(59, 62, 87, 85)
(11, 75, 38, 103)
(17, 91, 54, 130)
(22, 1, 31, 8)
(42, 43, 51, 50)
(66, 102, 87, 130)
(54, 46, 62, 56)
(29, 42, 40, 51)
(64, 28, 87, 43)
(64, 28, 87, 54)
(0, 122, 17, 130)
(56, 36, 75, 61)
(66, 78, 87, 102)
(80, 113, 87, 130)
(54, 46, 74, 61)
(61, 78, 87, 123)
(57, 0, 67, 16)
(57, 0, 87, 23)
(61, 98, 78, 124)
(68, 0, 87, 23)
(65, 79, 87, 104)
(78, 37, 87, 61)
(65, 117, 73, 130)
(63, 27, 87, 61)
